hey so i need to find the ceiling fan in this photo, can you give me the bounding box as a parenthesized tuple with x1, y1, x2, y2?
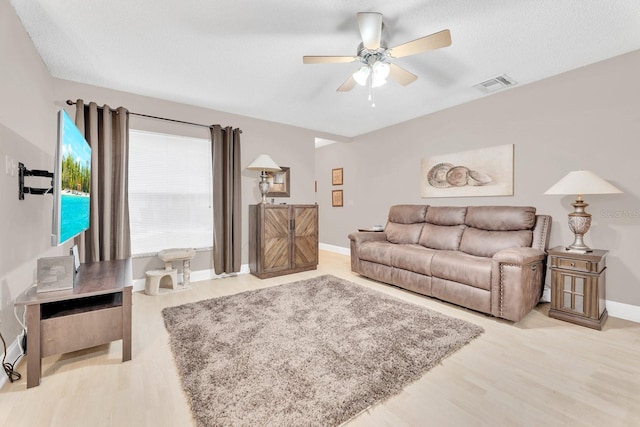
(303, 12, 451, 94)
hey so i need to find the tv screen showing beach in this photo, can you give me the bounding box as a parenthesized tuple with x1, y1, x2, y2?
(58, 110, 91, 244)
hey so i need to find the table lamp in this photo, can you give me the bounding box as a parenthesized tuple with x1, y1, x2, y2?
(544, 170, 622, 253)
(246, 154, 281, 203)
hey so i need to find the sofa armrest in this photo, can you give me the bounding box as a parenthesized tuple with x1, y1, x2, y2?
(492, 247, 546, 265)
(348, 231, 388, 272)
(348, 231, 388, 245)
(491, 247, 547, 322)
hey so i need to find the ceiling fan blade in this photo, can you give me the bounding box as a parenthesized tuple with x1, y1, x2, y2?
(303, 56, 357, 64)
(388, 29, 451, 58)
(357, 12, 383, 50)
(389, 63, 417, 86)
(337, 75, 356, 92)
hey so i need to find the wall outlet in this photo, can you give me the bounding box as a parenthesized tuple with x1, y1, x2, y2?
(5, 156, 17, 176)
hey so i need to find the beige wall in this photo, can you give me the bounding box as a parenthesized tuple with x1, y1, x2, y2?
(0, 0, 64, 340)
(0, 1, 337, 343)
(316, 49, 640, 308)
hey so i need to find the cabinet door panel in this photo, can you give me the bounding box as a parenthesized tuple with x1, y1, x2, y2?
(294, 206, 318, 268)
(294, 207, 317, 237)
(262, 207, 291, 273)
(264, 208, 290, 238)
(264, 237, 290, 270)
(295, 236, 317, 266)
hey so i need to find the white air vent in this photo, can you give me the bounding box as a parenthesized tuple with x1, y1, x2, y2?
(473, 74, 517, 93)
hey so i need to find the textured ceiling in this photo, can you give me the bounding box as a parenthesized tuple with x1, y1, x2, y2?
(10, 0, 640, 138)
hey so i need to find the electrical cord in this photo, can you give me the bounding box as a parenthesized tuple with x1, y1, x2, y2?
(14, 306, 27, 355)
(1, 331, 21, 383)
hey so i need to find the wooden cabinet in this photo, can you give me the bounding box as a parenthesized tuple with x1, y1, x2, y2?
(249, 204, 318, 278)
(548, 246, 608, 330)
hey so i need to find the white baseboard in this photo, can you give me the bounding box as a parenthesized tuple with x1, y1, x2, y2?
(606, 300, 640, 323)
(133, 264, 250, 292)
(319, 243, 350, 256)
(540, 285, 639, 323)
(0, 336, 24, 390)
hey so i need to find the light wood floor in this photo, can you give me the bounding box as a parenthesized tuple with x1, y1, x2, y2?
(1, 251, 639, 426)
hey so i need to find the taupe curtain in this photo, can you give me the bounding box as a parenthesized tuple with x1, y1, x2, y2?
(210, 125, 242, 274)
(74, 99, 131, 262)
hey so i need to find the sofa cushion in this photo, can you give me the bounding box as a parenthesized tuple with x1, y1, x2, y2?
(431, 251, 493, 290)
(358, 241, 395, 265)
(425, 206, 467, 226)
(418, 223, 466, 251)
(465, 206, 536, 231)
(358, 260, 394, 284)
(459, 228, 533, 258)
(388, 205, 427, 224)
(390, 244, 437, 276)
(431, 277, 491, 314)
(385, 222, 424, 244)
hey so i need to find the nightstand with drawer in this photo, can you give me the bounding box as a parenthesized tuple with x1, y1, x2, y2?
(547, 246, 608, 330)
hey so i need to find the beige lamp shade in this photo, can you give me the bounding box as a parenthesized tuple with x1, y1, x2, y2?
(246, 154, 281, 172)
(247, 154, 280, 204)
(544, 170, 622, 253)
(544, 170, 622, 195)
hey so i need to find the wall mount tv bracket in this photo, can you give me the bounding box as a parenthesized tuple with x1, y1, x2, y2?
(18, 162, 54, 200)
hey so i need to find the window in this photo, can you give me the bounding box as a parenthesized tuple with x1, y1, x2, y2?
(128, 130, 213, 255)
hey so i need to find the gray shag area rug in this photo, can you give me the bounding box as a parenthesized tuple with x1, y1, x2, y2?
(162, 275, 484, 427)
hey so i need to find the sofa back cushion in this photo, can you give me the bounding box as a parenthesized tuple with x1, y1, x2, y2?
(388, 205, 427, 224)
(418, 223, 466, 251)
(465, 206, 536, 231)
(460, 206, 536, 257)
(385, 222, 424, 244)
(459, 228, 534, 257)
(425, 206, 467, 226)
(385, 205, 427, 244)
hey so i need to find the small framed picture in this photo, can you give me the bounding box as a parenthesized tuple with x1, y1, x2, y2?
(266, 166, 290, 197)
(332, 168, 343, 186)
(332, 190, 343, 207)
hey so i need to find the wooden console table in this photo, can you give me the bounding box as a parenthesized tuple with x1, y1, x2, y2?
(15, 258, 132, 388)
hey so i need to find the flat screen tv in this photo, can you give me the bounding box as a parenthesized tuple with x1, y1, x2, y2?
(51, 109, 91, 246)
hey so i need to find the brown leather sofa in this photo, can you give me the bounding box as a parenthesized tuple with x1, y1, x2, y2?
(349, 205, 552, 322)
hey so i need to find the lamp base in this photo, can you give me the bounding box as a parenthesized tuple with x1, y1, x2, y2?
(566, 198, 592, 253)
(258, 171, 270, 204)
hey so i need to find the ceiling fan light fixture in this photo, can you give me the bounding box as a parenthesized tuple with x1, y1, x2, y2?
(353, 66, 371, 86)
(371, 61, 390, 87)
(303, 12, 452, 94)
(353, 61, 390, 87)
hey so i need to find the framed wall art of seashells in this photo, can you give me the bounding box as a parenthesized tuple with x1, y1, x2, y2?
(420, 144, 514, 198)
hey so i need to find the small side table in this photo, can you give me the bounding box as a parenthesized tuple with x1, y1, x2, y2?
(547, 246, 608, 330)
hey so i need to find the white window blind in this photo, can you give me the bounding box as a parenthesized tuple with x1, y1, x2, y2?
(128, 130, 213, 255)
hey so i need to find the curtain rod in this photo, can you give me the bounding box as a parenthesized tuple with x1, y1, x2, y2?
(65, 100, 241, 132)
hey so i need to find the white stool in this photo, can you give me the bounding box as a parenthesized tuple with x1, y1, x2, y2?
(145, 269, 177, 296)
(158, 248, 197, 286)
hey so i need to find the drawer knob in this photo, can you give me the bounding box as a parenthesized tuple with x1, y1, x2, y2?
(570, 262, 575, 267)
